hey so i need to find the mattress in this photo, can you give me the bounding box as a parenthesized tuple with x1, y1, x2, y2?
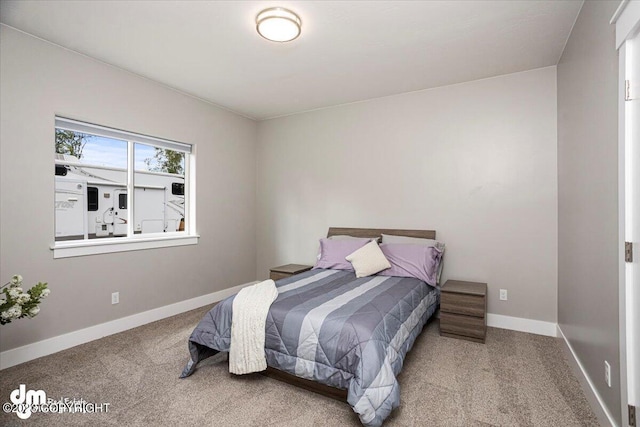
(182, 268, 439, 427)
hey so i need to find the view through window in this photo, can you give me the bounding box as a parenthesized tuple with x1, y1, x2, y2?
(54, 118, 191, 242)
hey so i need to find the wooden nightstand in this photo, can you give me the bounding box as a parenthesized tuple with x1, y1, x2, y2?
(439, 280, 487, 343)
(269, 264, 313, 281)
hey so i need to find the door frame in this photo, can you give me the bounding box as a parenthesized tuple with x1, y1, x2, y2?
(612, 1, 640, 425)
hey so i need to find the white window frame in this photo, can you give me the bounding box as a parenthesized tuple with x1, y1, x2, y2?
(51, 117, 198, 258)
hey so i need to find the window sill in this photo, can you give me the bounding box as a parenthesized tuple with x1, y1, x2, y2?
(51, 234, 199, 259)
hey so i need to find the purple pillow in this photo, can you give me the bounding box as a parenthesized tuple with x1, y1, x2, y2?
(378, 243, 443, 286)
(313, 238, 371, 271)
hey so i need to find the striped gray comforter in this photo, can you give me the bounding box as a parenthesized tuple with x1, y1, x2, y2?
(182, 269, 439, 427)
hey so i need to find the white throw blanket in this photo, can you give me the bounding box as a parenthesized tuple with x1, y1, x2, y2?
(229, 279, 279, 375)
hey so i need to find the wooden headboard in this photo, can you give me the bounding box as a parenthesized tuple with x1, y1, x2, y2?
(327, 227, 436, 240)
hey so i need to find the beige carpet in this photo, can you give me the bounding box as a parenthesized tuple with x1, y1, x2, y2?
(0, 305, 599, 426)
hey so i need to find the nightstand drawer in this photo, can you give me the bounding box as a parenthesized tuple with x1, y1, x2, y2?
(270, 272, 291, 281)
(440, 312, 486, 340)
(441, 293, 485, 318)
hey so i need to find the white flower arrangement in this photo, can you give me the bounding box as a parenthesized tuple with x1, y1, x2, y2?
(8, 287, 21, 299)
(17, 293, 31, 304)
(0, 275, 50, 325)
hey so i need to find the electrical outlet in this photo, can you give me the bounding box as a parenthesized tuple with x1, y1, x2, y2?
(111, 292, 119, 305)
(499, 289, 508, 301)
(605, 361, 611, 387)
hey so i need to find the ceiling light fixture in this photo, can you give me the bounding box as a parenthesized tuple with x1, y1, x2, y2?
(256, 7, 302, 42)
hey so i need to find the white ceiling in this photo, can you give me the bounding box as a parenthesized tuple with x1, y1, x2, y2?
(0, 1, 582, 120)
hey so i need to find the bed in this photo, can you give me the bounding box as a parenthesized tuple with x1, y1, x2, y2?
(180, 227, 441, 427)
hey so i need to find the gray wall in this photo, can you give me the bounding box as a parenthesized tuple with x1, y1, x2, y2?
(557, 1, 621, 424)
(257, 67, 559, 323)
(0, 26, 257, 351)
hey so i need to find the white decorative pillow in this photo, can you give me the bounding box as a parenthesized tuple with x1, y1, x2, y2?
(345, 240, 391, 278)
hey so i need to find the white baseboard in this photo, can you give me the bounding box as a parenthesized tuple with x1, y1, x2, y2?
(486, 313, 558, 337)
(557, 325, 618, 427)
(0, 281, 257, 370)
(0, 293, 562, 370)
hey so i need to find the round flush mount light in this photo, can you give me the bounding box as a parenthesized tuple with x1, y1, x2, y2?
(256, 7, 302, 42)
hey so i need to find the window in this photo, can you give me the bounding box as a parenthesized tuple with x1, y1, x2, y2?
(172, 182, 185, 196)
(53, 117, 197, 258)
(118, 193, 127, 210)
(87, 187, 99, 211)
